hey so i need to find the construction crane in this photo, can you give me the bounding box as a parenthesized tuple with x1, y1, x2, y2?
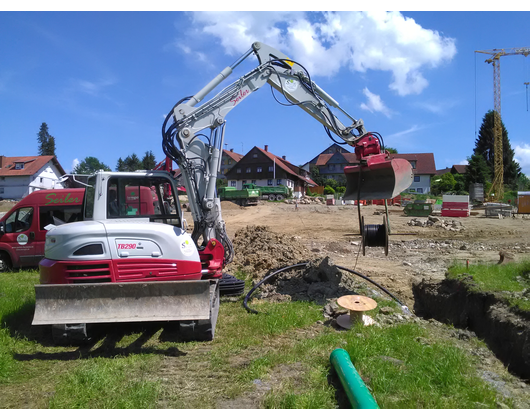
(475, 47, 530, 201)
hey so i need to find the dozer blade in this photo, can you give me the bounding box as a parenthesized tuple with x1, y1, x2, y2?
(343, 158, 413, 200)
(32, 280, 217, 325)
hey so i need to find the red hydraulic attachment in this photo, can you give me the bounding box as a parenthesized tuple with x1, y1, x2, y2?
(199, 239, 225, 279)
(343, 133, 413, 200)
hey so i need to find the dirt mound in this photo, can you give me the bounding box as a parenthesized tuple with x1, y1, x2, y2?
(258, 256, 371, 305)
(230, 225, 310, 280)
(230, 226, 386, 305)
(221, 200, 244, 210)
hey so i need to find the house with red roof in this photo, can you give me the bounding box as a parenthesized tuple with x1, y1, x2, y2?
(0, 155, 66, 200)
(225, 145, 317, 198)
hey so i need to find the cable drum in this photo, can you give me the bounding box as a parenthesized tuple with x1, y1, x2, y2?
(361, 216, 389, 256)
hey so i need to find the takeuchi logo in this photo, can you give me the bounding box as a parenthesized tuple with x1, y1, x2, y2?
(45, 192, 81, 205)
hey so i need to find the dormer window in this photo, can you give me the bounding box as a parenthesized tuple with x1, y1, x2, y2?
(15, 163, 24, 170)
(409, 161, 417, 169)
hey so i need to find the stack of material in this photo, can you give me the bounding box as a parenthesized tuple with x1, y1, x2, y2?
(484, 202, 513, 218)
(441, 195, 469, 217)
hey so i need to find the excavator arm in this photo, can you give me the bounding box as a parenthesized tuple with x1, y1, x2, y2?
(162, 41, 412, 273)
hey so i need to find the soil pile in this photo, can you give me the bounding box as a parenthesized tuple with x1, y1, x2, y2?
(230, 226, 383, 305)
(230, 225, 310, 280)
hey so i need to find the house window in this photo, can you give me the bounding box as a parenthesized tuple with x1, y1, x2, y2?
(40, 177, 44, 183)
(236, 168, 241, 173)
(257, 167, 262, 173)
(246, 167, 251, 173)
(328, 164, 334, 170)
(267, 179, 273, 186)
(409, 161, 417, 169)
(253, 153, 258, 158)
(242, 180, 246, 185)
(15, 162, 24, 170)
(251, 180, 256, 184)
(269, 166, 274, 172)
(277, 179, 282, 185)
(0, 187, 4, 194)
(417, 188, 423, 193)
(231, 181, 236, 187)
(414, 175, 420, 182)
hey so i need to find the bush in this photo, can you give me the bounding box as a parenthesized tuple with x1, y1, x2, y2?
(324, 186, 335, 195)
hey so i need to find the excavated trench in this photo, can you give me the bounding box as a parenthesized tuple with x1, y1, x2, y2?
(413, 277, 530, 380)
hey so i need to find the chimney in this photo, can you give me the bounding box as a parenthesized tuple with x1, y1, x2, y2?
(264, 145, 268, 152)
(230, 148, 234, 152)
(282, 156, 286, 160)
(0, 156, 4, 168)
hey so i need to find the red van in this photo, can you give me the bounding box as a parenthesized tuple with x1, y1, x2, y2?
(0, 189, 84, 271)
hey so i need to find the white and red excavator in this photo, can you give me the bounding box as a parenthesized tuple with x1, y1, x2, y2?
(32, 42, 413, 342)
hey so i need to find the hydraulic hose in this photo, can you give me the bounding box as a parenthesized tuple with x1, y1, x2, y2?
(243, 262, 411, 316)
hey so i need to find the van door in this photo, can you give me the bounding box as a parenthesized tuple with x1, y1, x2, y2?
(3, 206, 40, 267)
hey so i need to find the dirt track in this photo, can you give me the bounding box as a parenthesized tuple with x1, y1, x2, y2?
(219, 200, 530, 308)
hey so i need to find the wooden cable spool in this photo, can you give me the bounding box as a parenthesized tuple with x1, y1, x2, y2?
(336, 295, 378, 329)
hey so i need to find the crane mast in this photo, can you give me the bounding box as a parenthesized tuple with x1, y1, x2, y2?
(475, 47, 530, 201)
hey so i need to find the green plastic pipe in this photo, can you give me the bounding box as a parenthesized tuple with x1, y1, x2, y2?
(330, 348, 379, 409)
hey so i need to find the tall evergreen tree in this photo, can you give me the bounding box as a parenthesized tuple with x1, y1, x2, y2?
(116, 157, 126, 171)
(123, 153, 142, 171)
(37, 123, 56, 156)
(465, 153, 491, 186)
(142, 151, 157, 170)
(473, 110, 521, 189)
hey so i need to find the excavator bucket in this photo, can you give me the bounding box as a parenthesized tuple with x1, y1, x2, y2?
(32, 279, 219, 331)
(343, 157, 413, 200)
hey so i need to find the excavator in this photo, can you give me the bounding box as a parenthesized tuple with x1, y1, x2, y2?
(32, 42, 413, 343)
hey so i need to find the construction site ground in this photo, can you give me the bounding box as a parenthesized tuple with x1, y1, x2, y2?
(220, 199, 530, 309)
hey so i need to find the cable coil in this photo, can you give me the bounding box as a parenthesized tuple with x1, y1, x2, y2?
(361, 216, 389, 256)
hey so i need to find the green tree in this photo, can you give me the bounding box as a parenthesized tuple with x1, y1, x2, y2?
(310, 166, 325, 186)
(385, 146, 398, 154)
(473, 110, 521, 189)
(123, 153, 142, 172)
(465, 153, 491, 186)
(73, 157, 111, 174)
(37, 123, 56, 156)
(116, 157, 126, 171)
(142, 151, 157, 170)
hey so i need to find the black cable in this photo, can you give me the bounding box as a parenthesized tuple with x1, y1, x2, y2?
(242, 262, 411, 315)
(243, 262, 309, 314)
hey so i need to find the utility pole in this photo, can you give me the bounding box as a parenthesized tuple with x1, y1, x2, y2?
(475, 47, 530, 201)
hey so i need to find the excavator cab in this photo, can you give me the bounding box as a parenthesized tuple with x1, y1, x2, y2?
(343, 133, 413, 200)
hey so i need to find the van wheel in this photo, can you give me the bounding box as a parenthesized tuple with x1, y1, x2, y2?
(0, 252, 12, 273)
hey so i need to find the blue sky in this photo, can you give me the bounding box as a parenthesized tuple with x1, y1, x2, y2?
(1, 10, 530, 178)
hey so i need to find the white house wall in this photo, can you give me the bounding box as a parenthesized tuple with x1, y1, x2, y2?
(0, 161, 64, 200)
(29, 162, 65, 193)
(407, 174, 431, 194)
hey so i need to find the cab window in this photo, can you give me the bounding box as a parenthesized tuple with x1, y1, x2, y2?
(107, 176, 182, 227)
(5, 207, 34, 233)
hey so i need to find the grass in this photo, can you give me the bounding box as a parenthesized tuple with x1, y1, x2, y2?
(447, 259, 530, 312)
(0, 269, 518, 409)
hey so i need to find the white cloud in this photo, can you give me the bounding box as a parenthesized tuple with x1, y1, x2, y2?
(71, 78, 115, 96)
(188, 11, 457, 96)
(360, 87, 393, 117)
(459, 159, 469, 165)
(71, 158, 79, 172)
(515, 144, 530, 176)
